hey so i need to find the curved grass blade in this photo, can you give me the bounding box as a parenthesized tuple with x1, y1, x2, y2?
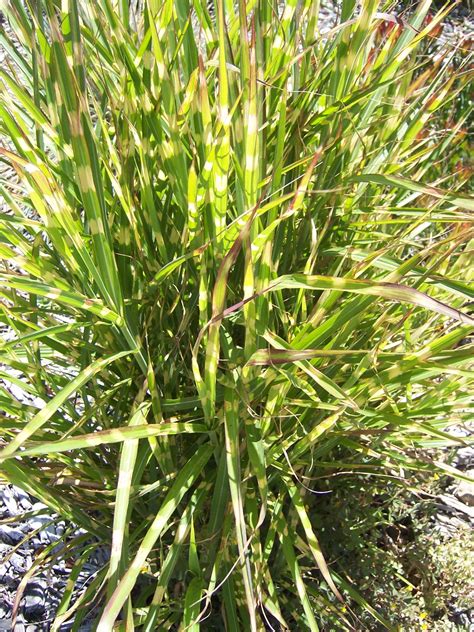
(0, 350, 134, 460)
(97, 443, 213, 630)
(2, 421, 207, 459)
(351, 173, 474, 211)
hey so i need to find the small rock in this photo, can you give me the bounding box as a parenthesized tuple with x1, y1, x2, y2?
(432, 515, 455, 537)
(454, 470, 474, 507)
(0, 525, 24, 545)
(56, 524, 65, 537)
(453, 446, 474, 470)
(81, 562, 100, 575)
(437, 493, 474, 518)
(15, 487, 33, 508)
(23, 580, 46, 621)
(0, 488, 18, 516)
(19, 498, 33, 511)
(52, 562, 69, 575)
(45, 524, 61, 543)
(29, 516, 49, 532)
(23, 554, 33, 571)
(3, 569, 20, 590)
(52, 576, 66, 590)
(0, 542, 11, 556)
(9, 552, 26, 572)
(0, 597, 10, 619)
(453, 612, 471, 627)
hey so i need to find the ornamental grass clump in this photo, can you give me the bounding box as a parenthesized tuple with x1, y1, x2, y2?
(0, 0, 473, 629)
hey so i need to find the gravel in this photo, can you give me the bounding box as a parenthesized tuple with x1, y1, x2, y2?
(0, 486, 101, 630)
(0, 525, 25, 546)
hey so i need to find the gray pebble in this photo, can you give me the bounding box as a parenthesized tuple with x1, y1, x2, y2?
(9, 552, 26, 573)
(454, 612, 471, 627)
(29, 538, 43, 552)
(52, 562, 69, 575)
(0, 525, 24, 545)
(3, 569, 20, 590)
(0, 489, 18, 516)
(19, 498, 33, 511)
(0, 542, 11, 556)
(0, 598, 10, 619)
(52, 577, 66, 590)
(29, 517, 49, 533)
(15, 488, 33, 509)
(23, 554, 33, 569)
(454, 470, 474, 507)
(23, 580, 47, 620)
(45, 524, 61, 543)
(453, 446, 474, 470)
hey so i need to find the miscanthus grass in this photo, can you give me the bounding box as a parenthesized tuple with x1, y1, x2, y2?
(0, 0, 473, 629)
